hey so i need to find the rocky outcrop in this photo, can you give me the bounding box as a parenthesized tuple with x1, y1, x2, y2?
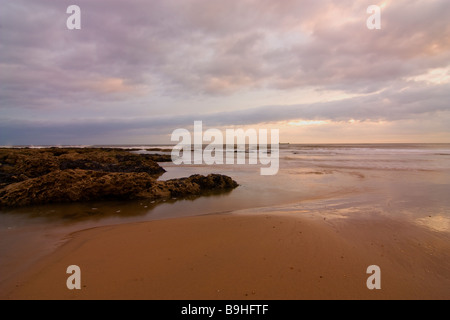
(0, 170, 238, 208)
(142, 174, 239, 199)
(0, 148, 165, 189)
(0, 148, 238, 209)
(144, 154, 173, 162)
(0, 169, 151, 207)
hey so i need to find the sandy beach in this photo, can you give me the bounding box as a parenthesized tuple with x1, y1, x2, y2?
(3, 210, 450, 300)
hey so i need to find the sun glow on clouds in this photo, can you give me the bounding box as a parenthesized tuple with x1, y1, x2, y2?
(406, 67, 450, 85)
(82, 77, 152, 96)
(94, 78, 132, 93)
(288, 120, 329, 126)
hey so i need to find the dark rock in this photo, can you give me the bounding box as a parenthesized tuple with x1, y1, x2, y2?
(143, 154, 173, 162)
(114, 153, 165, 173)
(188, 174, 238, 190)
(0, 147, 238, 209)
(0, 169, 154, 207)
(0, 147, 165, 188)
(146, 148, 173, 152)
(59, 159, 105, 171)
(0, 170, 238, 208)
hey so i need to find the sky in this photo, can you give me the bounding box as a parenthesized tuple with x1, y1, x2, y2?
(1, 0, 450, 145)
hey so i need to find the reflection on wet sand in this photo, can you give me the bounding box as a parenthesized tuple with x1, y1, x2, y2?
(416, 214, 450, 233)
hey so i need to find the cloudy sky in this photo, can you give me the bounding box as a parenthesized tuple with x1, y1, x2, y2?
(1, 0, 449, 145)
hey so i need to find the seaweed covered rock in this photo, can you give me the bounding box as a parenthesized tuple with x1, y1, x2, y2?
(0, 170, 238, 208)
(0, 169, 153, 207)
(0, 148, 165, 189)
(0, 147, 238, 209)
(143, 174, 239, 199)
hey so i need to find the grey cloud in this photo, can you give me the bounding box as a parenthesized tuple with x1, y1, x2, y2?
(2, 82, 449, 145)
(1, 0, 450, 144)
(2, 0, 449, 99)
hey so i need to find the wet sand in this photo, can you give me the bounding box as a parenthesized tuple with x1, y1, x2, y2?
(2, 211, 450, 300)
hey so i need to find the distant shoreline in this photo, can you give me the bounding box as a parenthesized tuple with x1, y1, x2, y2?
(2, 142, 450, 148)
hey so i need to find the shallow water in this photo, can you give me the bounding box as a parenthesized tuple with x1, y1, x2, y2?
(1, 143, 450, 290)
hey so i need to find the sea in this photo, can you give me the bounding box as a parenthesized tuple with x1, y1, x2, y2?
(1, 143, 450, 290)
